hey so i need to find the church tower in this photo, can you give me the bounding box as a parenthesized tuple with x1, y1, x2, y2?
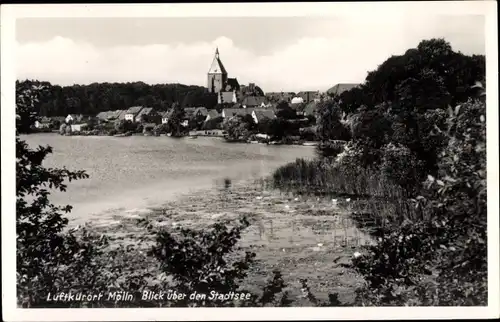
(207, 48, 228, 93)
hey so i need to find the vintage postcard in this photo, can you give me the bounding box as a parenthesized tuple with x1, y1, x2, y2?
(1, 2, 499, 321)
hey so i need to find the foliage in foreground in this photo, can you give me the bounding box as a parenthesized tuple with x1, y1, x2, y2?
(272, 38, 487, 306)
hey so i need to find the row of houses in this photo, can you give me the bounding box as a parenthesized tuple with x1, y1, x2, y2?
(264, 83, 360, 104)
(33, 82, 356, 130)
(34, 99, 321, 130)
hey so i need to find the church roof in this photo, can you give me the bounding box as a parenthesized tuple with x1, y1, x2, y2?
(225, 78, 240, 91)
(208, 48, 227, 75)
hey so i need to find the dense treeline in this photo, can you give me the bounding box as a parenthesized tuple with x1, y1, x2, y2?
(16, 80, 218, 117)
(333, 39, 485, 113)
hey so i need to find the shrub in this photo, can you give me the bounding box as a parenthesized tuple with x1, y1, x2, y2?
(223, 115, 254, 142)
(351, 98, 487, 306)
(379, 143, 423, 195)
(202, 116, 223, 130)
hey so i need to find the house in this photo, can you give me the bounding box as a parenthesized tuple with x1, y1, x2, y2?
(65, 114, 93, 124)
(96, 111, 112, 122)
(184, 107, 197, 119)
(218, 91, 238, 105)
(296, 91, 320, 103)
(326, 83, 360, 97)
(70, 123, 88, 132)
(241, 96, 267, 108)
(96, 110, 126, 123)
(34, 117, 52, 129)
(252, 109, 276, 124)
(192, 107, 209, 119)
(124, 106, 144, 122)
(303, 101, 319, 117)
(291, 97, 304, 104)
(265, 92, 295, 103)
(65, 114, 81, 124)
(161, 111, 171, 124)
(222, 108, 255, 119)
(135, 107, 160, 123)
(110, 110, 126, 122)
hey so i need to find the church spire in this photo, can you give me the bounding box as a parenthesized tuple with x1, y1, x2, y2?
(208, 47, 227, 75)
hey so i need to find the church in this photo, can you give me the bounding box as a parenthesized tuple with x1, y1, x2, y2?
(207, 48, 241, 105)
(207, 48, 266, 107)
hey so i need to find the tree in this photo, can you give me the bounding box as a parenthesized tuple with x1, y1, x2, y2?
(16, 85, 111, 307)
(16, 81, 49, 133)
(315, 100, 351, 157)
(223, 115, 253, 142)
(115, 119, 135, 133)
(15, 80, 209, 118)
(167, 102, 187, 137)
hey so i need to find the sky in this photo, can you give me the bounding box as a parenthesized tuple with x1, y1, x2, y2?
(15, 15, 485, 93)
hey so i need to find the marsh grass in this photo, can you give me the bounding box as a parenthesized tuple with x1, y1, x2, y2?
(271, 158, 422, 237)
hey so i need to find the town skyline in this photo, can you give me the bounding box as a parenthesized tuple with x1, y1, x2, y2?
(16, 15, 485, 93)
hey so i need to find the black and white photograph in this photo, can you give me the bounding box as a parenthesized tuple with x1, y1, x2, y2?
(1, 2, 499, 321)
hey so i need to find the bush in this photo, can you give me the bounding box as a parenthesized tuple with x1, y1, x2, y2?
(223, 115, 254, 142)
(115, 119, 135, 133)
(202, 116, 223, 130)
(351, 99, 487, 306)
(299, 126, 317, 141)
(379, 143, 423, 194)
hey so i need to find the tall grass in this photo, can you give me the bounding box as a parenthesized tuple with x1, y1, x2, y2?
(271, 158, 423, 235)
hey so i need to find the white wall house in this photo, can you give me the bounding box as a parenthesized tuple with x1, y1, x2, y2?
(124, 106, 144, 122)
(65, 114, 75, 124)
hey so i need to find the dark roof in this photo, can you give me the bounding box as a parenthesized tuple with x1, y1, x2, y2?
(253, 109, 276, 121)
(327, 83, 360, 96)
(96, 111, 109, 120)
(184, 107, 197, 118)
(194, 107, 209, 116)
(50, 116, 66, 122)
(242, 96, 267, 107)
(110, 110, 125, 120)
(304, 101, 318, 116)
(207, 109, 222, 119)
(117, 110, 127, 120)
(265, 92, 295, 101)
(223, 108, 255, 118)
(225, 78, 240, 91)
(126, 106, 144, 114)
(296, 91, 320, 102)
(37, 116, 52, 123)
(136, 107, 155, 118)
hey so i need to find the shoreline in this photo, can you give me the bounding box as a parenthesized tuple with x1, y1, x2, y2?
(28, 131, 320, 146)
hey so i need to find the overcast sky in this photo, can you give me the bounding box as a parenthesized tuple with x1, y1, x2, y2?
(15, 15, 485, 92)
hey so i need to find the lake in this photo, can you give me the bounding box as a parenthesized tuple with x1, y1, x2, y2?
(21, 134, 315, 224)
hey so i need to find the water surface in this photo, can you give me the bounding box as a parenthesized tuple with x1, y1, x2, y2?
(21, 134, 315, 223)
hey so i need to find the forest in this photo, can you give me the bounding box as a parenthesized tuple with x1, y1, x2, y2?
(16, 80, 219, 117)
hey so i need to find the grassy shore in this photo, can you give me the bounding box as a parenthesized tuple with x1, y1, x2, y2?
(80, 179, 372, 306)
